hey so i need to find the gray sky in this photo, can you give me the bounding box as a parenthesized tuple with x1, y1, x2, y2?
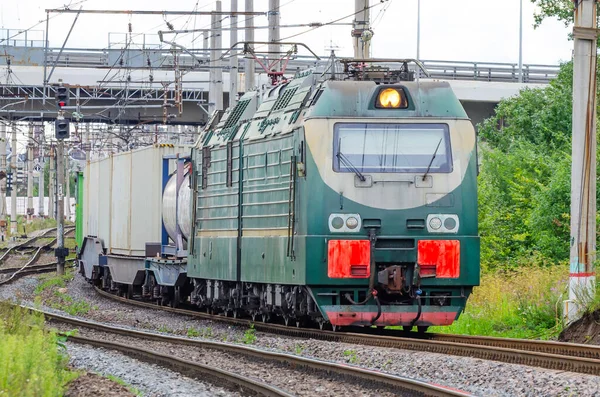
(1, 0, 573, 65)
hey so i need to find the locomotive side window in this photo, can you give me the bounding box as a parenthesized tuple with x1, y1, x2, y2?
(333, 123, 452, 174)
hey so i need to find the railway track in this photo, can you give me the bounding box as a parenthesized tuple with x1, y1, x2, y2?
(42, 309, 466, 397)
(0, 226, 76, 285)
(94, 287, 600, 377)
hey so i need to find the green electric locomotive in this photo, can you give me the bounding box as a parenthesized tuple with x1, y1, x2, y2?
(187, 59, 480, 330)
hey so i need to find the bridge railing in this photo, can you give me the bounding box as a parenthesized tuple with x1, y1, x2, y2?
(4, 44, 562, 84)
(418, 60, 561, 84)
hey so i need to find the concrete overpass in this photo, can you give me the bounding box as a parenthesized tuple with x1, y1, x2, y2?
(1, 43, 558, 126)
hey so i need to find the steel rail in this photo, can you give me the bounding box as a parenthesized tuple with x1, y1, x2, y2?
(93, 287, 600, 376)
(0, 226, 75, 284)
(0, 247, 51, 286)
(43, 311, 467, 397)
(65, 335, 294, 397)
(0, 227, 57, 262)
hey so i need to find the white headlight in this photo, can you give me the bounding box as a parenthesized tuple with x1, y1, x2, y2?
(328, 213, 361, 233)
(346, 217, 359, 229)
(429, 217, 442, 230)
(427, 214, 459, 233)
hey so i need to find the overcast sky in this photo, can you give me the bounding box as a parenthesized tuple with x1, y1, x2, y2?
(1, 0, 573, 65)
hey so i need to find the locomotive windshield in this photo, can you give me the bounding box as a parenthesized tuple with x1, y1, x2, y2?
(333, 123, 453, 174)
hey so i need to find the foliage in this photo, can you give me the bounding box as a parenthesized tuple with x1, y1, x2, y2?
(0, 303, 78, 397)
(476, 61, 600, 269)
(343, 349, 359, 364)
(431, 267, 568, 338)
(186, 328, 201, 338)
(243, 324, 257, 344)
(531, 0, 578, 28)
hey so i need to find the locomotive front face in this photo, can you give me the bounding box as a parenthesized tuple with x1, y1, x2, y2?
(302, 81, 480, 328)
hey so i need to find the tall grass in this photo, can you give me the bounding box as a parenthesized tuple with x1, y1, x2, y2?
(0, 303, 78, 397)
(431, 267, 568, 339)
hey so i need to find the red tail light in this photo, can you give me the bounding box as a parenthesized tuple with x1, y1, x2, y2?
(328, 240, 370, 278)
(417, 240, 460, 278)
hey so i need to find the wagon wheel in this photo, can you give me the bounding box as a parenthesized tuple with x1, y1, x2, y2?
(402, 326, 413, 332)
(417, 326, 429, 334)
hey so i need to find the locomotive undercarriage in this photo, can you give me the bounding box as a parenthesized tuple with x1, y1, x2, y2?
(83, 260, 460, 330)
(189, 279, 321, 327)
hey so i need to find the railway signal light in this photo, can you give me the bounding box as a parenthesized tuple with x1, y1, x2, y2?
(55, 118, 70, 140)
(55, 86, 70, 109)
(6, 172, 12, 193)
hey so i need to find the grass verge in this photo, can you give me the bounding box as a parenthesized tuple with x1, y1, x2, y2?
(430, 266, 568, 339)
(0, 303, 78, 396)
(34, 267, 93, 316)
(105, 375, 143, 397)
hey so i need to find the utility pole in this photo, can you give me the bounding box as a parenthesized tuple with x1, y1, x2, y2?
(352, 0, 371, 59)
(229, 0, 239, 108)
(244, 0, 256, 91)
(566, 0, 597, 322)
(209, 1, 223, 113)
(416, 0, 421, 61)
(85, 123, 90, 161)
(48, 145, 55, 219)
(10, 122, 17, 237)
(38, 124, 45, 217)
(65, 159, 70, 222)
(268, 0, 280, 73)
(0, 122, 6, 241)
(56, 138, 65, 275)
(518, 0, 523, 83)
(27, 122, 34, 223)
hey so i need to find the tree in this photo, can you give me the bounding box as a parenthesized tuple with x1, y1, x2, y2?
(476, 61, 600, 269)
(531, 0, 579, 28)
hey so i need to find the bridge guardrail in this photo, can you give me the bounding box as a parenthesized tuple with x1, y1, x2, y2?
(3, 45, 561, 84)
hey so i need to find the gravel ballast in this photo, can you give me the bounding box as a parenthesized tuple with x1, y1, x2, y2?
(66, 342, 238, 397)
(3, 272, 600, 396)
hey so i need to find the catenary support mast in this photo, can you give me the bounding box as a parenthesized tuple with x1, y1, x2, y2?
(27, 122, 34, 223)
(244, 0, 255, 91)
(268, 0, 280, 72)
(10, 122, 17, 237)
(0, 122, 6, 241)
(566, 0, 598, 322)
(352, 0, 370, 59)
(230, 0, 239, 108)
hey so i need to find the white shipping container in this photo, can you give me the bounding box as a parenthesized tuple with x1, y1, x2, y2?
(83, 145, 191, 256)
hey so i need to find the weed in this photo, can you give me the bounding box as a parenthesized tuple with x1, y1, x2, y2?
(157, 325, 173, 334)
(186, 328, 200, 338)
(343, 349, 359, 364)
(202, 327, 213, 338)
(0, 303, 78, 396)
(294, 344, 304, 355)
(243, 324, 257, 344)
(106, 374, 143, 397)
(56, 329, 79, 350)
(34, 272, 73, 295)
(383, 358, 393, 370)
